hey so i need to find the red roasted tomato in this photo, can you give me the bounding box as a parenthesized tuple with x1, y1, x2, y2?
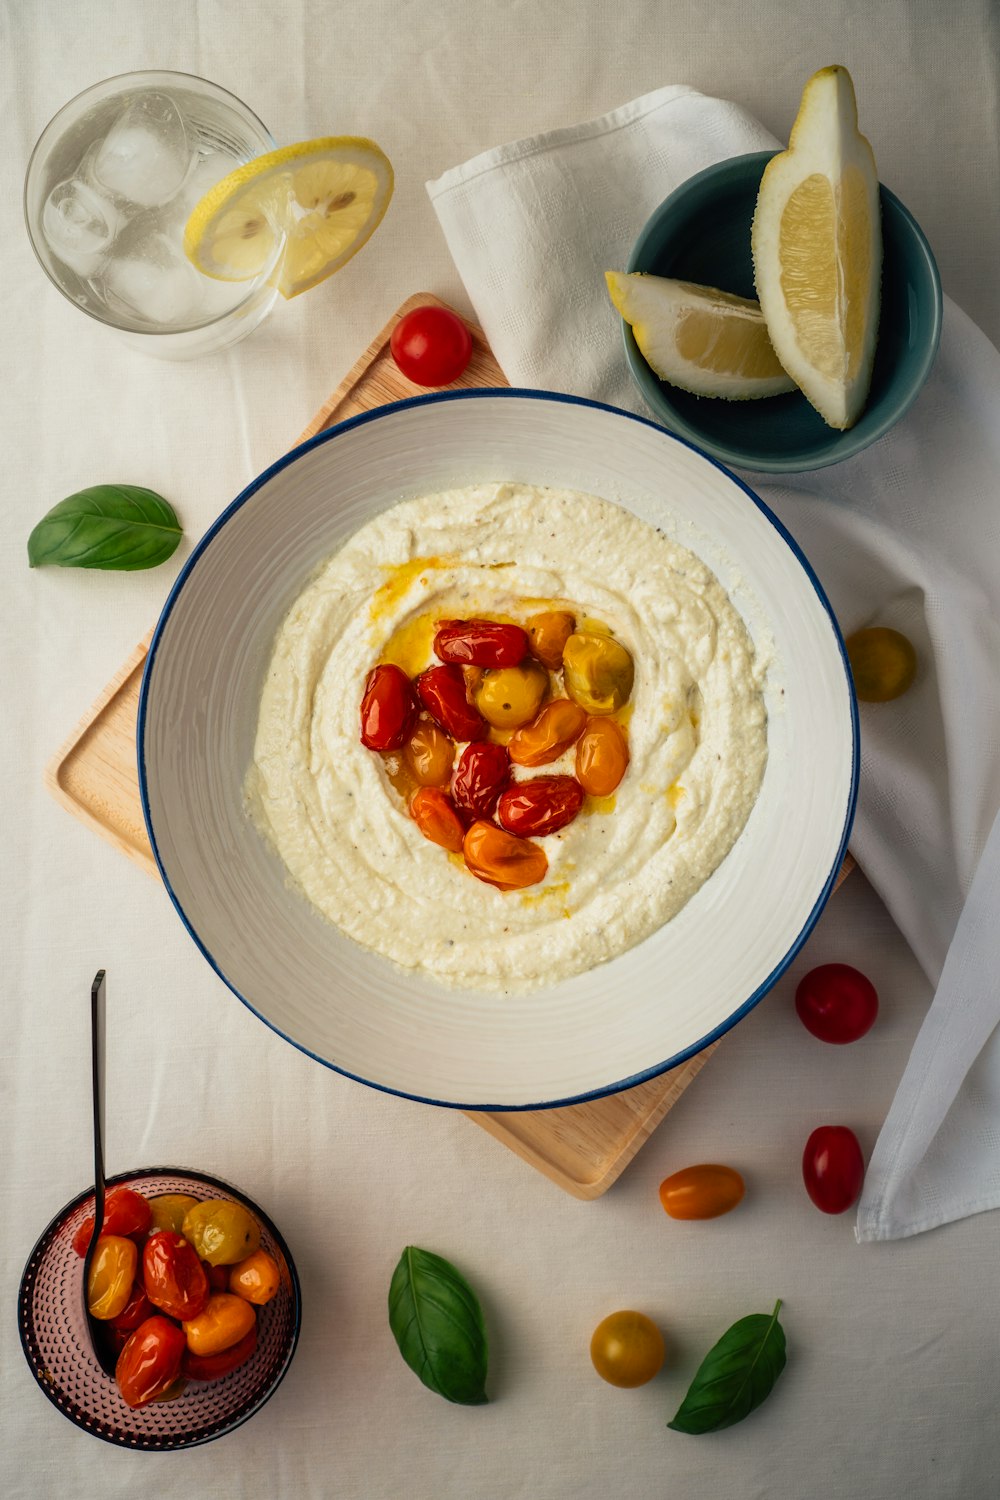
(360, 664, 418, 751)
(183, 1321, 259, 1382)
(72, 1188, 152, 1257)
(434, 619, 529, 669)
(143, 1231, 210, 1321)
(115, 1315, 186, 1409)
(416, 664, 488, 742)
(497, 775, 585, 837)
(452, 742, 510, 818)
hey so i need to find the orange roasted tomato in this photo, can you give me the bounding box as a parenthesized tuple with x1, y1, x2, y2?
(658, 1163, 745, 1220)
(183, 1292, 257, 1356)
(183, 1321, 259, 1381)
(575, 717, 629, 796)
(404, 720, 455, 787)
(229, 1249, 281, 1306)
(410, 786, 467, 853)
(590, 1311, 665, 1388)
(507, 699, 587, 767)
(87, 1234, 139, 1320)
(463, 821, 548, 890)
(526, 610, 575, 670)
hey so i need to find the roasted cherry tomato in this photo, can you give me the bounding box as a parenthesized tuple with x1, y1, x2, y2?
(72, 1187, 152, 1257)
(410, 786, 467, 852)
(562, 631, 634, 714)
(229, 1249, 281, 1306)
(795, 963, 879, 1044)
(416, 664, 488, 742)
(404, 719, 455, 787)
(115, 1315, 186, 1409)
(527, 610, 576, 671)
(589, 1311, 665, 1388)
(802, 1125, 865, 1214)
(658, 1164, 745, 1220)
(463, 820, 548, 890)
(497, 775, 584, 837)
(360, 663, 418, 751)
(183, 1320, 259, 1381)
(147, 1193, 201, 1236)
(434, 619, 529, 669)
(389, 306, 473, 387)
(87, 1234, 139, 1320)
(182, 1292, 257, 1356)
(475, 663, 548, 730)
(182, 1200, 262, 1267)
(845, 626, 917, 702)
(202, 1259, 231, 1292)
(108, 1281, 154, 1333)
(452, 742, 510, 818)
(143, 1231, 210, 1320)
(575, 717, 630, 796)
(508, 699, 588, 766)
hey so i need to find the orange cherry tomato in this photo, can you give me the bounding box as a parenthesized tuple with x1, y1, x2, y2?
(463, 820, 548, 890)
(72, 1188, 152, 1257)
(410, 786, 466, 852)
(658, 1164, 745, 1220)
(229, 1249, 281, 1306)
(116, 1315, 186, 1408)
(143, 1231, 210, 1320)
(183, 1292, 257, 1356)
(575, 717, 629, 796)
(508, 699, 588, 767)
(527, 611, 576, 671)
(404, 720, 455, 787)
(590, 1311, 665, 1388)
(183, 1320, 258, 1381)
(87, 1234, 139, 1319)
(497, 775, 584, 837)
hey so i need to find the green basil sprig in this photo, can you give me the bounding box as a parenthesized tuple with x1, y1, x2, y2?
(668, 1299, 786, 1434)
(28, 484, 182, 571)
(388, 1246, 489, 1405)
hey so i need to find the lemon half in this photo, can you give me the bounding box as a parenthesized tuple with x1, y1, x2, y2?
(605, 271, 795, 399)
(184, 136, 394, 299)
(751, 66, 882, 429)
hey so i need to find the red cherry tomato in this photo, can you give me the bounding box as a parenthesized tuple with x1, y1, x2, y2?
(202, 1259, 231, 1292)
(360, 663, 418, 751)
(108, 1282, 154, 1333)
(71, 1187, 152, 1257)
(434, 619, 529, 668)
(389, 306, 473, 387)
(115, 1315, 186, 1408)
(497, 775, 585, 836)
(416, 664, 488, 742)
(453, 742, 510, 818)
(802, 1125, 865, 1214)
(795, 963, 879, 1044)
(183, 1320, 258, 1382)
(143, 1231, 210, 1321)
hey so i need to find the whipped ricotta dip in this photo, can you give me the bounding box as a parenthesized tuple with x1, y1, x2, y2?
(245, 482, 768, 991)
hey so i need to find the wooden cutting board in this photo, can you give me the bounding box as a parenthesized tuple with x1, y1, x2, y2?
(45, 292, 852, 1199)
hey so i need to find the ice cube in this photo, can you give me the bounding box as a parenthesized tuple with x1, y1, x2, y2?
(92, 91, 193, 208)
(42, 176, 121, 277)
(101, 233, 205, 326)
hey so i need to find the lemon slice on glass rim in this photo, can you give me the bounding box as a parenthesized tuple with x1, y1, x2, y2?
(183, 136, 394, 299)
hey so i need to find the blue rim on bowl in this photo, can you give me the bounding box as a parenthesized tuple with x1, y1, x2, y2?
(137, 388, 859, 1111)
(621, 150, 943, 473)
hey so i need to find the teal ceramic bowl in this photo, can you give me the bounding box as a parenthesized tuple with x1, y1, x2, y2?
(621, 150, 942, 472)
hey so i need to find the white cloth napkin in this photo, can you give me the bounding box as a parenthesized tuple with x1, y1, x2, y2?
(427, 84, 1000, 1241)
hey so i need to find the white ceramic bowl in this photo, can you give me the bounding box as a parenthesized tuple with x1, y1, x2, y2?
(138, 391, 857, 1110)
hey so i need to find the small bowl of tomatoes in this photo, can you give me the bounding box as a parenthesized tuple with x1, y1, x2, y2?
(17, 1167, 300, 1449)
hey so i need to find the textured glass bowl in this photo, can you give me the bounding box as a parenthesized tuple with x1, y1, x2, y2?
(17, 1167, 301, 1449)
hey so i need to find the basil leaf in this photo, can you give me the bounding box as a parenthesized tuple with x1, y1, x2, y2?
(27, 484, 182, 570)
(668, 1300, 786, 1434)
(388, 1246, 489, 1405)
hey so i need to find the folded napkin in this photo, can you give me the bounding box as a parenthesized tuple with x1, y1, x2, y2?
(427, 85, 1000, 1241)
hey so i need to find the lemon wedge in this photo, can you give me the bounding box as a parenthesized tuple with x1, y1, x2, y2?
(605, 271, 795, 399)
(183, 136, 394, 299)
(751, 66, 881, 429)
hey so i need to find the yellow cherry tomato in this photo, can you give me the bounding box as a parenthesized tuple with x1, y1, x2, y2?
(845, 626, 917, 702)
(182, 1199, 261, 1266)
(658, 1163, 745, 1220)
(475, 662, 548, 729)
(147, 1193, 201, 1235)
(590, 1311, 665, 1388)
(562, 632, 634, 715)
(182, 1292, 256, 1356)
(86, 1234, 138, 1320)
(229, 1249, 281, 1306)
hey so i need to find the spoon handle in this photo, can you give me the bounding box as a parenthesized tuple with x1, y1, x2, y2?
(90, 970, 106, 1229)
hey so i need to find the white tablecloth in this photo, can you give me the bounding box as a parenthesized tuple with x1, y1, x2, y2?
(3, 2, 998, 1497)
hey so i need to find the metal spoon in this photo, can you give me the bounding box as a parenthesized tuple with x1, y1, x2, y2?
(82, 969, 117, 1377)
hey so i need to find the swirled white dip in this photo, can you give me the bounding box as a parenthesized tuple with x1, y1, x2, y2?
(246, 483, 768, 991)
